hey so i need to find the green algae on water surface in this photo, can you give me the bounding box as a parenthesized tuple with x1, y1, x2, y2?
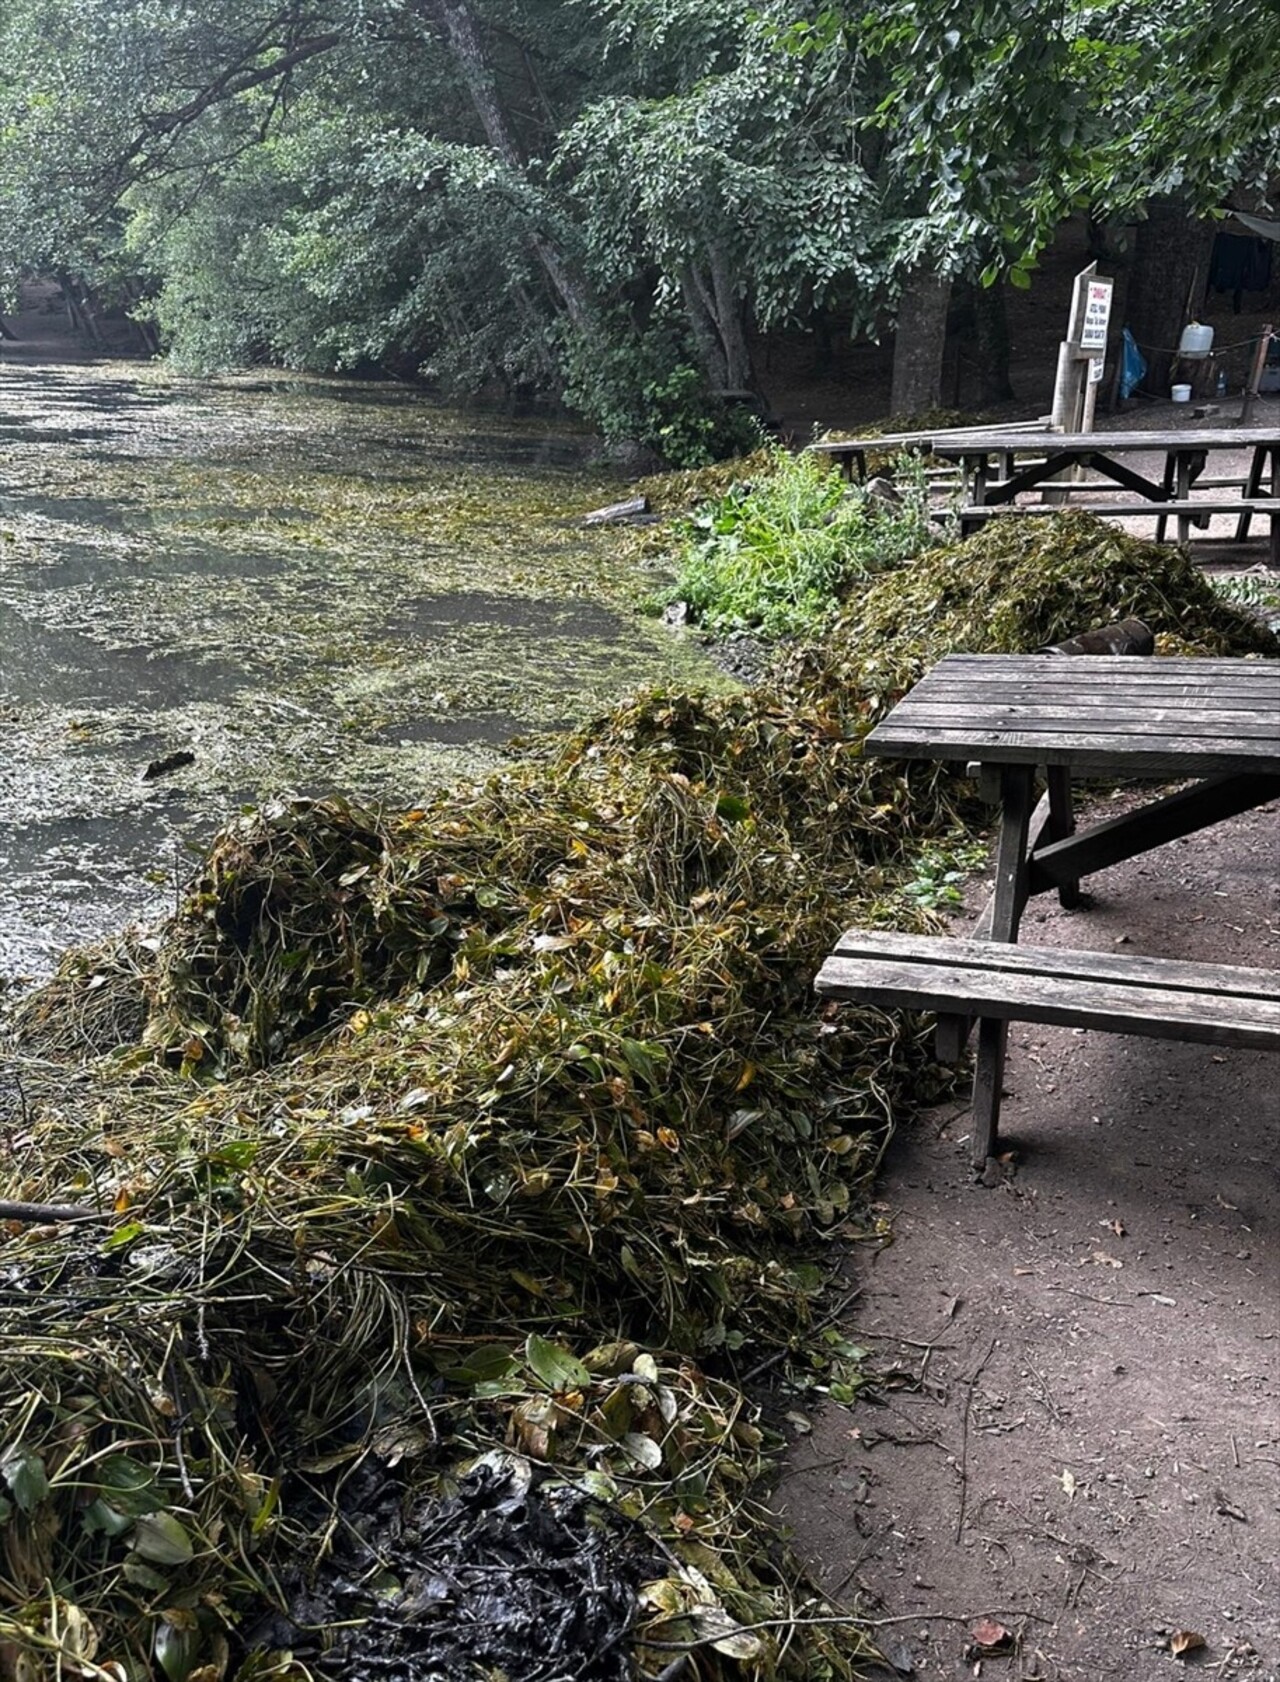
(0, 360, 732, 979)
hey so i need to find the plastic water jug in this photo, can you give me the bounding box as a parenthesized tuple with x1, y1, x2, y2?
(1178, 322, 1214, 358)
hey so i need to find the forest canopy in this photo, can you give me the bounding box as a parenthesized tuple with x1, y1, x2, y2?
(1, 0, 1277, 454)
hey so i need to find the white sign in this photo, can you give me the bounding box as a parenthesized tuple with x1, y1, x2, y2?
(1088, 353, 1106, 384)
(1079, 279, 1113, 352)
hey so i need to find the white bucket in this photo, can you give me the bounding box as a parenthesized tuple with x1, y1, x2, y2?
(1171, 383, 1192, 403)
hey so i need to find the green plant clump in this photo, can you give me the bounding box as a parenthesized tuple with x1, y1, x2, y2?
(668, 448, 939, 635)
(780, 509, 1279, 706)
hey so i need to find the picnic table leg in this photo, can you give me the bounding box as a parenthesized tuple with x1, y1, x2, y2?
(1235, 446, 1264, 543)
(971, 763, 1035, 1172)
(1174, 452, 1192, 546)
(1156, 451, 1176, 543)
(1045, 766, 1082, 909)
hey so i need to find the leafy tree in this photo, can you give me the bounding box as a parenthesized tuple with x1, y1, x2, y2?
(0, 0, 1276, 439)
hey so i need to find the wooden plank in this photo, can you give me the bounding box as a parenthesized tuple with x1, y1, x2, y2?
(814, 956, 1280, 1049)
(1045, 766, 1080, 910)
(910, 666, 1279, 686)
(885, 706, 1280, 737)
(961, 498, 1279, 519)
(1024, 772, 1280, 894)
(891, 697, 1280, 724)
(914, 655, 1278, 679)
(808, 418, 1054, 454)
(934, 429, 1280, 453)
(978, 451, 1080, 502)
(828, 929, 1280, 1000)
(864, 728, 1280, 774)
(898, 684, 1279, 710)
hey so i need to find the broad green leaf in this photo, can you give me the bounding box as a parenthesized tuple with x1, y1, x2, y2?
(155, 1617, 199, 1682)
(524, 1334, 591, 1393)
(97, 1453, 164, 1515)
(132, 1510, 194, 1565)
(1, 1447, 49, 1512)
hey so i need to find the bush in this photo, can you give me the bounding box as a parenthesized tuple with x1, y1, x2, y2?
(670, 447, 940, 635)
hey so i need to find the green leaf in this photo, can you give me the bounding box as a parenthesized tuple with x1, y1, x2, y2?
(105, 1220, 145, 1250)
(121, 1559, 171, 1593)
(620, 1037, 663, 1088)
(440, 1344, 521, 1386)
(1, 1447, 49, 1513)
(132, 1510, 195, 1565)
(714, 792, 751, 823)
(155, 1617, 199, 1682)
(206, 1139, 260, 1169)
(82, 1498, 134, 1538)
(524, 1333, 591, 1393)
(97, 1453, 164, 1515)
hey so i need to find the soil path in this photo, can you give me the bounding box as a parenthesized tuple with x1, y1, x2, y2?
(775, 792, 1279, 1681)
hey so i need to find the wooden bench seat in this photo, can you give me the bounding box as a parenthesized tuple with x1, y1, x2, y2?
(815, 929, 1280, 1165)
(954, 498, 1280, 561)
(957, 497, 1276, 520)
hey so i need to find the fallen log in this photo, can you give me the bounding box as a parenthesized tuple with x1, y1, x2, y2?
(1039, 616, 1153, 656)
(582, 495, 650, 526)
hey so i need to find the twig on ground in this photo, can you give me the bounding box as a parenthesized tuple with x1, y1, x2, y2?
(955, 1334, 998, 1543)
(0, 1198, 108, 1224)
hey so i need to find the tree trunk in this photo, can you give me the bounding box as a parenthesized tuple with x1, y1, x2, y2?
(708, 245, 754, 392)
(1124, 199, 1216, 394)
(971, 278, 1015, 404)
(890, 270, 951, 417)
(681, 266, 730, 389)
(682, 253, 757, 395)
(418, 0, 593, 333)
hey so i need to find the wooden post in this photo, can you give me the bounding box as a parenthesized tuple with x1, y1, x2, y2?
(1240, 326, 1273, 427)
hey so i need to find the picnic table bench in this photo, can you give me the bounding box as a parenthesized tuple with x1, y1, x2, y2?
(814, 653, 1280, 1173)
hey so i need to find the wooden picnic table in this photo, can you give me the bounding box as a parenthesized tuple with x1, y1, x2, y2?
(812, 425, 1280, 559)
(815, 653, 1280, 1171)
(935, 426, 1280, 556)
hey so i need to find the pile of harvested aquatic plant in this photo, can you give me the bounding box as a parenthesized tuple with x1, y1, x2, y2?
(2, 512, 1274, 1682)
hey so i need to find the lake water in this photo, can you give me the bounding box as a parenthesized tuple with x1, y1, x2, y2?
(0, 360, 724, 983)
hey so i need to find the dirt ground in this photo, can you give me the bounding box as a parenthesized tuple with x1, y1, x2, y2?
(774, 791, 1280, 1681)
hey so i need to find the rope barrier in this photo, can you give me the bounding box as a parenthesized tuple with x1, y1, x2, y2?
(1131, 331, 1274, 358)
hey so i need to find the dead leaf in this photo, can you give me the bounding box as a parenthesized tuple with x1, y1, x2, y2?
(1060, 1467, 1077, 1499)
(1100, 1218, 1125, 1237)
(966, 1618, 1015, 1657)
(1089, 1250, 1123, 1268)
(1169, 1630, 1206, 1658)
